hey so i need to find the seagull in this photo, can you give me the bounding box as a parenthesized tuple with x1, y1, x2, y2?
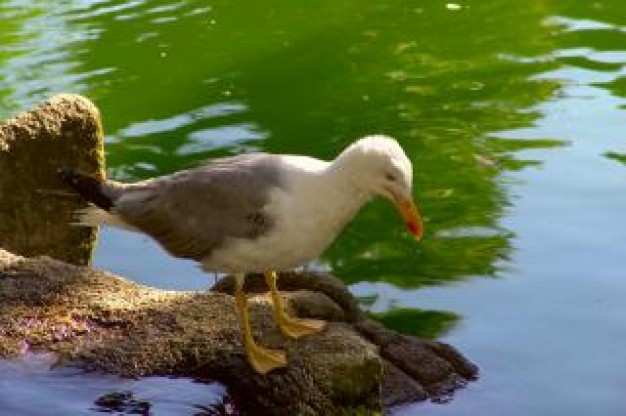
(60, 135, 424, 374)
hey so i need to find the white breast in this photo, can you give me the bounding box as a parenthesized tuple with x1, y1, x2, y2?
(203, 155, 370, 273)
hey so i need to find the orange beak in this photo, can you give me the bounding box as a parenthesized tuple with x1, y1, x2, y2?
(392, 193, 424, 240)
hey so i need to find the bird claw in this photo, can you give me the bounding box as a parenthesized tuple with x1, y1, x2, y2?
(247, 343, 287, 374)
(278, 316, 327, 339)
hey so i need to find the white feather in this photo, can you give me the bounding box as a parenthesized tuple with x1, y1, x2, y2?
(73, 206, 138, 232)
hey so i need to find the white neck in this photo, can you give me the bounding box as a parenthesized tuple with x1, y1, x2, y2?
(279, 155, 373, 235)
(313, 157, 375, 230)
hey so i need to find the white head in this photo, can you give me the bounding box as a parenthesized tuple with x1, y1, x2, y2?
(334, 135, 424, 239)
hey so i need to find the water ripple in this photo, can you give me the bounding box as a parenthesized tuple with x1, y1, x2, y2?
(119, 102, 247, 138)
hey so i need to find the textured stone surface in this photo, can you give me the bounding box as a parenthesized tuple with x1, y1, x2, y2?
(0, 250, 479, 414)
(215, 272, 479, 405)
(0, 94, 104, 265)
(0, 250, 382, 415)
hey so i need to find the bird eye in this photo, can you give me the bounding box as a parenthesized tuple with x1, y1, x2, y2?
(385, 173, 397, 182)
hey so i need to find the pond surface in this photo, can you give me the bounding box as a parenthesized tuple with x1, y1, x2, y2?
(0, 353, 225, 415)
(1, 0, 626, 415)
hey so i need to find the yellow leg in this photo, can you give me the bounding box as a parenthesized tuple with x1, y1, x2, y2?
(234, 274, 287, 374)
(265, 270, 327, 339)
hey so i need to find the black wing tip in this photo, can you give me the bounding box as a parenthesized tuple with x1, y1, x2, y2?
(58, 167, 78, 184)
(58, 167, 113, 211)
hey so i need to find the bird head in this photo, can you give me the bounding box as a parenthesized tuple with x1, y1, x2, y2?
(337, 135, 424, 240)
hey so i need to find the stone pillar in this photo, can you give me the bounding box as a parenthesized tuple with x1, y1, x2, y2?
(0, 94, 105, 265)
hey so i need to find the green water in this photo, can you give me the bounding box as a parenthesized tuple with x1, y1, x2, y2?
(2, 1, 626, 415)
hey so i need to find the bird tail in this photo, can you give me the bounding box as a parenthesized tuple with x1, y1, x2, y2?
(58, 168, 114, 211)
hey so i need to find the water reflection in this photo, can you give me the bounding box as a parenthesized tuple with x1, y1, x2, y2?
(547, 1, 626, 189)
(0, 353, 225, 415)
(310, 2, 563, 289)
(0, 1, 106, 118)
(106, 101, 265, 179)
(605, 151, 626, 165)
(0, 0, 568, 311)
(372, 308, 459, 340)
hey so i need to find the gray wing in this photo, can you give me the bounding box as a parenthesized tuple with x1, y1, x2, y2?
(113, 154, 284, 260)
